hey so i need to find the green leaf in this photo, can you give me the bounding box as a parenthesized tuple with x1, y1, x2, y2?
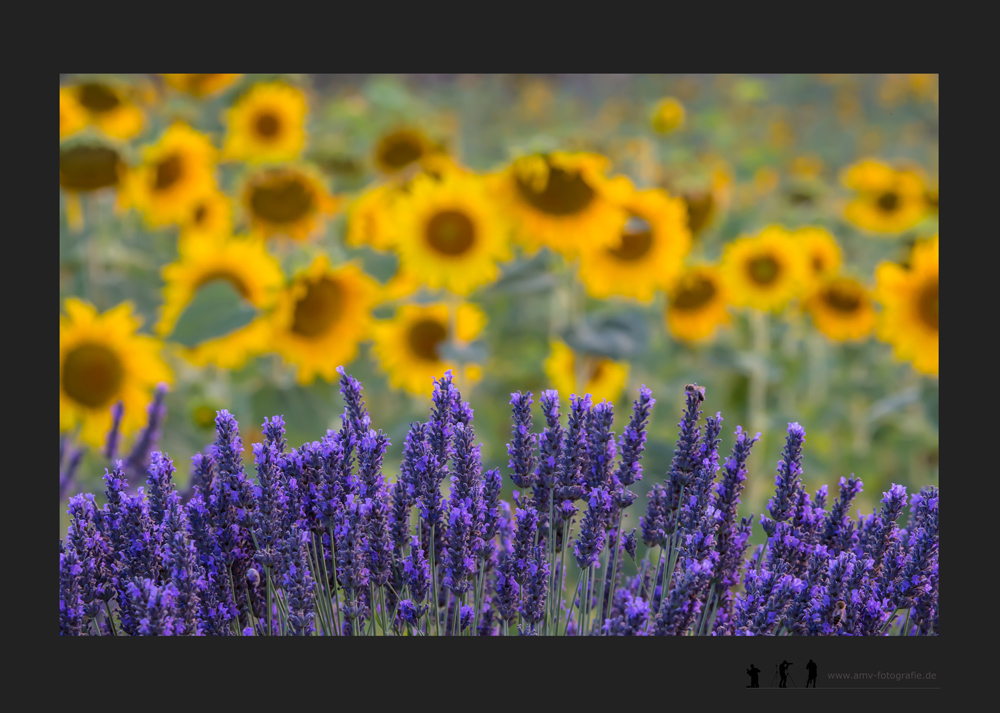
(482, 254, 556, 296)
(169, 280, 258, 348)
(563, 311, 648, 360)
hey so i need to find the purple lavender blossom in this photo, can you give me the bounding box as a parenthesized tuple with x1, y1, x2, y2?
(584, 401, 616, 492)
(653, 557, 712, 636)
(261, 415, 287, 454)
(555, 393, 591, 507)
(511, 507, 539, 579)
(615, 386, 655, 488)
(128, 579, 181, 636)
(641, 483, 669, 548)
(821, 475, 864, 552)
(145, 451, 176, 527)
(103, 400, 125, 461)
(403, 536, 430, 604)
(356, 430, 393, 586)
(442, 497, 481, 595)
(282, 529, 315, 636)
(396, 599, 426, 626)
(507, 391, 538, 491)
(187, 451, 216, 501)
(428, 371, 458, 483)
(767, 422, 806, 523)
(531, 390, 563, 536)
(574, 488, 611, 569)
(66, 494, 111, 623)
(123, 383, 169, 487)
(493, 554, 520, 623)
(251, 441, 286, 570)
(59, 442, 84, 502)
(161, 490, 203, 635)
(59, 544, 85, 636)
(712, 427, 759, 589)
(520, 546, 550, 625)
(337, 366, 372, 454)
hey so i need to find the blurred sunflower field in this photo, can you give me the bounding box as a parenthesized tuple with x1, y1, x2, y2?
(59, 73, 938, 540)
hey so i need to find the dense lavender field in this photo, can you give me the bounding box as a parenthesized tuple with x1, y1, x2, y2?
(58, 369, 937, 636)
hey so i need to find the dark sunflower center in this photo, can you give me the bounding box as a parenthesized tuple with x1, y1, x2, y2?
(426, 210, 476, 256)
(193, 202, 209, 225)
(407, 318, 448, 361)
(608, 215, 654, 261)
(77, 83, 121, 113)
(672, 274, 717, 311)
(747, 256, 781, 286)
(916, 278, 938, 331)
(877, 191, 900, 213)
(154, 153, 185, 191)
(787, 189, 815, 206)
(925, 190, 938, 211)
(250, 175, 315, 224)
(588, 360, 606, 384)
(60, 145, 122, 192)
(378, 135, 424, 170)
(62, 343, 124, 408)
(195, 271, 252, 300)
(683, 192, 714, 236)
(514, 163, 596, 216)
(255, 112, 281, 139)
(291, 277, 342, 337)
(820, 282, 863, 313)
(186, 74, 219, 95)
(812, 255, 826, 273)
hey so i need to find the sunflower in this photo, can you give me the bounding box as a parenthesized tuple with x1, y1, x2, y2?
(372, 302, 486, 396)
(223, 82, 308, 164)
(59, 89, 86, 140)
(161, 74, 242, 98)
(59, 141, 128, 230)
(650, 97, 686, 135)
(841, 158, 928, 235)
(345, 182, 401, 251)
(678, 161, 733, 238)
(127, 123, 217, 228)
(793, 226, 843, 281)
(875, 235, 938, 375)
(64, 81, 144, 140)
(156, 236, 284, 369)
(178, 189, 233, 252)
(60, 298, 172, 448)
(664, 264, 732, 343)
(389, 172, 511, 295)
(924, 182, 939, 216)
(373, 128, 443, 175)
(543, 340, 628, 404)
(788, 154, 825, 180)
(489, 151, 630, 257)
(721, 226, 809, 312)
(270, 257, 380, 384)
(577, 187, 691, 302)
(242, 165, 339, 241)
(805, 275, 877, 342)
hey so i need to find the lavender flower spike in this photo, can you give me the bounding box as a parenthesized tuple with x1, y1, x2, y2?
(767, 422, 806, 523)
(507, 391, 537, 491)
(616, 385, 655, 488)
(103, 400, 125, 461)
(124, 383, 169, 486)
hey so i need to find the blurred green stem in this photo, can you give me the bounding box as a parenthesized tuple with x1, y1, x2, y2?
(807, 331, 828, 406)
(749, 310, 769, 441)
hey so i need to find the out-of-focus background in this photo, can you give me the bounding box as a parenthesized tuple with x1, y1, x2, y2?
(59, 73, 939, 539)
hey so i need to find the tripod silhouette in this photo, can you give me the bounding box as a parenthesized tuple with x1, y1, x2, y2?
(772, 661, 796, 688)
